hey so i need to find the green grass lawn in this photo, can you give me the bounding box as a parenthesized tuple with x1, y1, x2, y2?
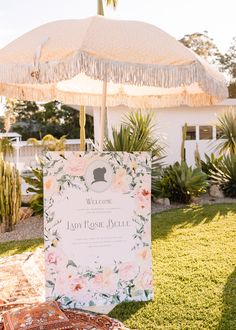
(110, 204, 236, 330)
(0, 204, 235, 329)
(0, 238, 43, 258)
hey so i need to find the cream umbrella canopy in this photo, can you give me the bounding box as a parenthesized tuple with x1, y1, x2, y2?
(0, 16, 228, 149)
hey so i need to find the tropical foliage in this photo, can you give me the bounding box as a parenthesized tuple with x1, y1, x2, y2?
(104, 111, 164, 179)
(201, 153, 223, 178)
(24, 134, 66, 215)
(97, 0, 118, 15)
(27, 134, 66, 152)
(154, 162, 208, 204)
(215, 110, 236, 155)
(105, 111, 163, 156)
(23, 158, 44, 215)
(209, 154, 236, 198)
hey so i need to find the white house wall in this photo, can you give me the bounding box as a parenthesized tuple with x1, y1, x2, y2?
(93, 104, 235, 166)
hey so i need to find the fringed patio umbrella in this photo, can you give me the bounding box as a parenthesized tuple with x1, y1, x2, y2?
(0, 15, 228, 150)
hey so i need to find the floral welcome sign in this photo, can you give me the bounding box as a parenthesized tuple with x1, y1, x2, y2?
(44, 151, 153, 308)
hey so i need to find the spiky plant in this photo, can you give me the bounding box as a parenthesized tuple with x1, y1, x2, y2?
(201, 153, 223, 178)
(154, 162, 208, 204)
(0, 156, 21, 232)
(104, 111, 164, 159)
(215, 110, 236, 155)
(104, 111, 164, 184)
(25, 134, 66, 215)
(24, 157, 44, 215)
(210, 154, 236, 197)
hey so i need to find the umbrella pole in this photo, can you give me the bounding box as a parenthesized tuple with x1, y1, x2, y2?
(99, 81, 107, 151)
(79, 105, 86, 151)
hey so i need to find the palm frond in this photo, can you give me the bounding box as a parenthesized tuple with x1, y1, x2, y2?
(215, 110, 236, 155)
(105, 0, 118, 9)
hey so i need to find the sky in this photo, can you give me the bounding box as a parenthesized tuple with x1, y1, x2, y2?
(0, 0, 235, 53)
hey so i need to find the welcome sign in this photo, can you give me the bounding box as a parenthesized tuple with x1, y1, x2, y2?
(44, 152, 153, 308)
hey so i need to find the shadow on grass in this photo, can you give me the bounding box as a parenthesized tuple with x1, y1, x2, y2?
(219, 267, 236, 330)
(152, 203, 236, 240)
(0, 238, 43, 258)
(109, 300, 150, 323)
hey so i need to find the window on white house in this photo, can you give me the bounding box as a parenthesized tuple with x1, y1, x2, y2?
(216, 127, 224, 139)
(199, 126, 213, 140)
(185, 126, 196, 140)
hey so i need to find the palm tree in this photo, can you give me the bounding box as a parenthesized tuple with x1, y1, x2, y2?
(216, 110, 236, 155)
(27, 134, 66, 152)
(95, 0, 118, 150)
(97, 0, 118, 15)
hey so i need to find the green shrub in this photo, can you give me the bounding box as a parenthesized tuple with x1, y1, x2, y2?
(210, 154, 236, 197)
(201, 153, 223, 178)
(24, 158, 43, 215)
(154, 162, 208, 204)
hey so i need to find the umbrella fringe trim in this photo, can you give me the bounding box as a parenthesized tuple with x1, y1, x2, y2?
(0, 50, 228, 101)
(0, 83, 223, 108)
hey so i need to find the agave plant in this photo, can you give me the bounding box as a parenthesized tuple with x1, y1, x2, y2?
(215, 110, 236, 155)
(25, 134, 66, 215)
(154, 162, 208, 203)
(210, 154, 236, 197)
(23, 157, 44, 215)
(201, 153, 223, 178)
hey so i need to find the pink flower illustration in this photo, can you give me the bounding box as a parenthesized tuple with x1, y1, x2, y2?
(137, 247, 151, 262)
(44, 176, 58, 196)
(119, 262, 139, 282)
(46, 252, 57, 265)
(70, 276, 87, 293)
(112, 168, 131, 193)
(64, 157, 86, 176)
(137, 198, 150, 215)
(92, 268, 117, 295)
(135, 180, 151, 203)
(136, 270, 153, 290)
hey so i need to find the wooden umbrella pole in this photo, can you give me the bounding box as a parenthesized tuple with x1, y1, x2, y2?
(99, 80, 107, 151)
(79, 105, 86, 151)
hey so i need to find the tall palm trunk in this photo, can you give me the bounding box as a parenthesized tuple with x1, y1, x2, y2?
(97, 0, 104, 15)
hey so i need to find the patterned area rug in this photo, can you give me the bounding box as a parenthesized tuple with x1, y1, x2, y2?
(0, 249, 129, 330)
(0, 248, 45, 311)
